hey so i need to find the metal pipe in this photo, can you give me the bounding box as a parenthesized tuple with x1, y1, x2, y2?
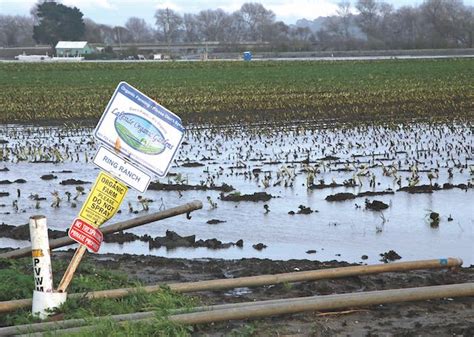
(0, 257, 462, 314)
(10, 283, 474, 336)
(0, 200, 203, 259)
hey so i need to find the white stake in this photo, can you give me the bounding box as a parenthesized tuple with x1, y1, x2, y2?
(29, 215, 67, 319)
(29, 215, 54, 293)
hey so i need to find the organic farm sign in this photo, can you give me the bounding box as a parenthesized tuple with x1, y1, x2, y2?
(68, 171, 127, 252)
(94, 82, 185, 178)
(78, 171, 128, 227)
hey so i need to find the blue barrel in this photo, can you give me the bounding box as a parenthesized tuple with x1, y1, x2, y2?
(243, 51, 252, 61)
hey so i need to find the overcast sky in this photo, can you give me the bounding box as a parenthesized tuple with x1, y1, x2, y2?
(1, 0, 473, 26)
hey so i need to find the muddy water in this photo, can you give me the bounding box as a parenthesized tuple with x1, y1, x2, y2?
(0, 122, 472, 264)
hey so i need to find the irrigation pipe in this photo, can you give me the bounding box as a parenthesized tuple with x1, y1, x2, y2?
(169, 282, 474, 325)
(1, 302, 255, 336)
(0, 200, 203, 260)
(0, 257, 462, 314)
(10, 283, 474, 336)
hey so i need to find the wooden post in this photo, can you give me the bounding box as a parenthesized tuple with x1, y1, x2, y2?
(57, 246, 87, 292)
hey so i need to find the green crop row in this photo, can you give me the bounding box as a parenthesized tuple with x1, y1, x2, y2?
(0, 59, 473, 124)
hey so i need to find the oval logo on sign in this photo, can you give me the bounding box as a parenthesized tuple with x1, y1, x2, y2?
(114, 113, 167, 155)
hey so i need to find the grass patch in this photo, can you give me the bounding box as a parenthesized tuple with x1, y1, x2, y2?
(0, 256, 197, 336)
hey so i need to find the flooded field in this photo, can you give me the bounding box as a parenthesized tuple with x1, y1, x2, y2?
(0, 121, 472, 265)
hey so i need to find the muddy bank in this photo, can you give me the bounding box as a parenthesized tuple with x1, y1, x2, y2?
(48, 251, 474, 336)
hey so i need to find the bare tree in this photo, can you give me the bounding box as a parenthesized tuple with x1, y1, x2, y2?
(337, 1, 352, 41)
(83, 18, 103, 43)
(113, 26, 133, 44)
(196, 9, 229, 42)
(420, 0, 473, 48)
(236, 3, 276, 41)
(265, 21, 290, 50)
(125, 17, 153, 43)
(0, 15, 35, 47)
(355, 0, 380, 46)
(183, 13, 199, 42)
(154, 8, 183, 43)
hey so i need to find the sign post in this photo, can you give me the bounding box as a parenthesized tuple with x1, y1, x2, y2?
(58, 82, 185, 293)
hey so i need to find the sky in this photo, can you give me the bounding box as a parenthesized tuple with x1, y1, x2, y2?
(1, 0, 473, 26)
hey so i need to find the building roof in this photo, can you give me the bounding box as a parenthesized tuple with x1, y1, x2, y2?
(55, 41, 89, 49)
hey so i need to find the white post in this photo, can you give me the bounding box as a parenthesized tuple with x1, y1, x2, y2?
(29, 215, 67, 319)
(29, 215, 53, 293)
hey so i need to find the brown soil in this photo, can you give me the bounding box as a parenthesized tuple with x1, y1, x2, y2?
(54, 251, 474, 337)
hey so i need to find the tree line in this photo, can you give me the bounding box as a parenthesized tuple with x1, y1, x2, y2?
(0, 0, 472, 51)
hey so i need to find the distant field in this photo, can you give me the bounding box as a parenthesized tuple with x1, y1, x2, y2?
(0, 59, 473, 124)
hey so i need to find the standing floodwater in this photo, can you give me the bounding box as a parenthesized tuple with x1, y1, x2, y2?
(0, 121, 472, 264)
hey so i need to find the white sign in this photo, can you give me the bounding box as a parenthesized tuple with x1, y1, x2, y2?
(93, 146, 152, 193)
(94, 82, 185, 178)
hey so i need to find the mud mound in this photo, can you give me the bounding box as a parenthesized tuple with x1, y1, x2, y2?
(0, 224, 65, 241)
(104, 231, 140, 244)
(148, 182, 234, 192)
(0, 179, 26, 185)
(148, 230, 240, 250)
(310, 182, 344, 190)
(379, 250, 402, 262)
(399, 183, 472, 194)
(206, 219, 226, 225)
(365, 199, 389, 211)
(60, 179, 90, 185)
(325, 192, 355, 201)
(220, 192, 273, 202)
(326, 190, 394, 202)
(181, 162, 205, 167)
(41, 174, 57, 180)
(288, 205, 316, 215)
(253, 243, 267, 250)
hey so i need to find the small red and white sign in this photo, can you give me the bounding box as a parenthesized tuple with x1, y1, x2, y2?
(68, 218, 104, 253)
